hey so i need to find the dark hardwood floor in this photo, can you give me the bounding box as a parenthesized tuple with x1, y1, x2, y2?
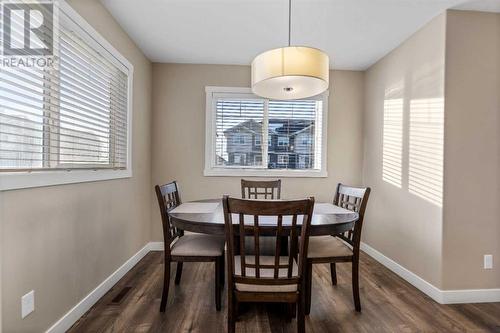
(69, 251, 500, 333)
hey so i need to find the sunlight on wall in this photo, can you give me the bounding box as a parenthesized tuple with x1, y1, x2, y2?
(382, 99, 404, 187)
(409, 98, 444, 206)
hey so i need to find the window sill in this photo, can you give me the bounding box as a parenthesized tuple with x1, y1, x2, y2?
(204, 168, 327, 178)
(0, 169, 132, 191)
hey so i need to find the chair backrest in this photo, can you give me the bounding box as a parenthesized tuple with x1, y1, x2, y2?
(241, 179, 281, 199)
(223, 196, 314, 291)
(155, 181, 182, 255)
(333, 183, 371, 253)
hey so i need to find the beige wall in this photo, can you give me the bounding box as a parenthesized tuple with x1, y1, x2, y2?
(362, 14, 446, 287)
(442, 10, 500, 289)
(151, 64, 365, 240)
(0, 1, 153, 332)
(1, 6, 497, 332)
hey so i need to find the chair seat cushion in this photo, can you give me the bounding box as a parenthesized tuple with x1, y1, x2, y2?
(171, 233, 224, 257)
(307, 236, 353, 258)
(234, 255, 298, 292)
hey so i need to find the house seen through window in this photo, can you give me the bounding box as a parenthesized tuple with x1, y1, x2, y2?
(205, 87, 327, 176)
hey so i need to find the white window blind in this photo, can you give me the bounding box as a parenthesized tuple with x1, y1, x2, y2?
(206, 87, 327, 177)
(268, 100, 321, 170)
(215, 98, 265, 168)
(0, 6, 129, 172)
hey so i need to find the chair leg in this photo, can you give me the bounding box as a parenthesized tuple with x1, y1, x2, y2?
(160, 258, 171, 312)
(305, 261, 313, 315)
(215, 257, 222, 311)
(297, 292, 306, 333)
(352, 259, 361, 312)
(220, 253, 225, 287)
(174, 262, 183, 285)
(228, 293, 236, 333)
(285, 303, 293, 322)
(287, 302, 296, 319)
(330, 262, 337, 286)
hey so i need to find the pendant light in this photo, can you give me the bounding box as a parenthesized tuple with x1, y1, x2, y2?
(251, 0, 329, 100)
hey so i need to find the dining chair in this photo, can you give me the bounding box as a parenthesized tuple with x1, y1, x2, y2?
(223, 195, 315, 333)
(241, 179, 281, 199)
(305, 183, 371, 314)
(155, 181, 225, 312)
(241, 179, 283, 255)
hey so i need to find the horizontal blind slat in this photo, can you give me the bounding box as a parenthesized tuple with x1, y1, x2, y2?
(0, 112, 127, 144)
(0, 78, 127, 125)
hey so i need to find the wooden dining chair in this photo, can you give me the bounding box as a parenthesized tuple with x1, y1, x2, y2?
(241, 179, 283, 255)
(305, 184, 371, 314)
(155, 181, 225, 312)
(223, 195, 315, 333)
(241, 179, 281, 199)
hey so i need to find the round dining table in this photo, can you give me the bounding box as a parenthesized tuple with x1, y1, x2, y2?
(169, 199, 359, 236)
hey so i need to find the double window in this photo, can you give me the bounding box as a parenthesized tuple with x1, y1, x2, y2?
(204, 87, 328, 177)
(277, 136, 289, 147)
(0, 2, 132, 190)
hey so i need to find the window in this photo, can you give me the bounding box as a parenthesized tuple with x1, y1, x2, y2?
(277, 154, 289, 165)
(232, 134, 245, 145)
(205, 87, 328, 177)
(0, 2, 133, 190)
(277, 136, 289, 147)
(233, 153, 246, 165)
(298, 155, 311, 169)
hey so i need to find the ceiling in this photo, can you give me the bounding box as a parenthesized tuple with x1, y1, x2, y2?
(101, 0, 500, 70)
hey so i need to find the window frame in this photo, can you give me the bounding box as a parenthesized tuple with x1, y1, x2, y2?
(204, 86, 328, 178)
(232, 134, 245, 145)
(0, 0, 134, 191)
(277, 154, 289, 165)
(277, 136, 290, 147)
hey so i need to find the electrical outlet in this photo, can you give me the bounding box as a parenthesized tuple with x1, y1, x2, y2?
(484, 255, 493, 269)
(21, 290, 35, 319)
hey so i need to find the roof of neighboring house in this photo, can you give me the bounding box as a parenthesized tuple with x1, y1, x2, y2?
(223, 119, 262, 135)
(289, 123, 315, 137)
(224, 119, 314, 136)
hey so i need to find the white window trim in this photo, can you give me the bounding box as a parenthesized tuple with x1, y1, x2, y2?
(204, 86, 328, 178)
(277, 154, 289, 165)
(0, 0, 134, 191)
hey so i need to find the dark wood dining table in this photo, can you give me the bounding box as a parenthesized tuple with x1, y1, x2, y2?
(169, 199, 359, 236)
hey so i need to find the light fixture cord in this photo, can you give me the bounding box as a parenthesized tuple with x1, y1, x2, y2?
(288, 0, 292, 46)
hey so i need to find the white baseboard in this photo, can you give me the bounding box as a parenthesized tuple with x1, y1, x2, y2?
(44, 240, 500, 332)
(360, 242, 443, 303)
(360, 242, 500, 304)
(441, 288, 500, 304)
(45, 242, 156, 333)
(148, 241, 164, 251)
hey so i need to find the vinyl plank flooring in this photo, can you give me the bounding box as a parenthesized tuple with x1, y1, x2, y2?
(69, 251, 500, 333)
